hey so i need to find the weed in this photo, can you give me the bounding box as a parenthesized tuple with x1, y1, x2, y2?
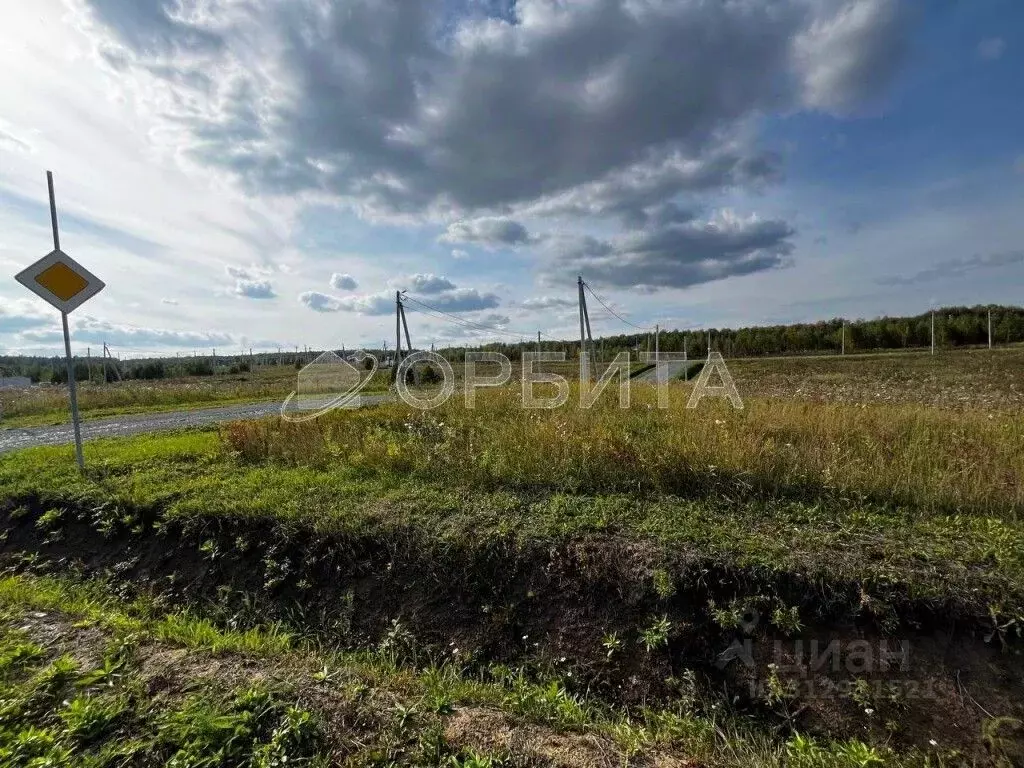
(653, 568, 675, 599)
(640, 615, 672, 652)
(601, 631, 622, 660)
(772, 604, 803, 636)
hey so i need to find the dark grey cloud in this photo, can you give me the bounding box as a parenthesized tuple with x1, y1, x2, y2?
(544, 211, 795, 290)
(792, 0, 909, 112)
(522, 149, 781, 227)
(880, 250, 1024, 286)
(407, 288, 501, 313)
(78, 0, 908, 222)
(440, 217, 532, 247)
(329, 273, 359, 291)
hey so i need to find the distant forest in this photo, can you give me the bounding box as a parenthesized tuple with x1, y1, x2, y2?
(2, 304, 1022, 381)
(451, 304, 1024, 361)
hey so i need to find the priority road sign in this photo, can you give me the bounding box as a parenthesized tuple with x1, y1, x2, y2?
(15, 248, 105, 314)
(13, 171, 103, 472)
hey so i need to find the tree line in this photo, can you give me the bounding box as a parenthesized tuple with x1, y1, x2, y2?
(445, 304, 1024, 361)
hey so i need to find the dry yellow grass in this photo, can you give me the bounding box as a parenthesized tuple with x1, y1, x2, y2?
(222, 383, 1024, 518)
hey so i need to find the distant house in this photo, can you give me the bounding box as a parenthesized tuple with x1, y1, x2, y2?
(0, 376, 32, 389)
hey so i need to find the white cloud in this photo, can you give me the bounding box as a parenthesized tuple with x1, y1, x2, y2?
(451, 249, 469, 260)
(792, 0, 908, 113)
(161, 298, 179, 305)
(20, 315, 235, 348)
(978, 37, 1006, 61)
(398, 274, 457, 294)
(301, 285, 500, 315)
(520, 296, 576, 310)
(0, 298, 52, 334)
(233, 279, 276, 299)
(0, 128, 32, 154)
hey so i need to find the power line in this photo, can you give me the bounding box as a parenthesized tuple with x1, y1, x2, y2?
(582, 281, 652, 332)
(401, 295, 536, 340)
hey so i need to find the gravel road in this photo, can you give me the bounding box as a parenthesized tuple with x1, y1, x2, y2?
(0, 395, 391, 455)
(633, 360, 693, 383)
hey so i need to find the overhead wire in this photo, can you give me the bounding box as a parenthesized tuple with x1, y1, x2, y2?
(582, 281, 653, 332)
(401, 294, 538, 340)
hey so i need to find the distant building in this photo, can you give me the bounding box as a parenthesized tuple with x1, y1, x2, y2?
(0, 376, 32, 389)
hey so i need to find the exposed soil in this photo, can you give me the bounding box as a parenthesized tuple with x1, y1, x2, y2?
(1, 497, 1022, 764)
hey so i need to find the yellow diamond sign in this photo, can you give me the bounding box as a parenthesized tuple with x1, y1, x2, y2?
(35, 261, 90, 301)
(15, 249, 105, 313)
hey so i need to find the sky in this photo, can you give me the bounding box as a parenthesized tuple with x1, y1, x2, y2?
(1, 0, 1022, 357)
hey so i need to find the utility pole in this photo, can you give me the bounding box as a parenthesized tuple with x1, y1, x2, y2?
(683, 336, 688, 381)
(86, 346, 91, 385)
(577, 276, 587, 379)
(931, 310, 935, 355)
(537, 330, 541, 355)
(707, 330, 711, 357)
(400, 296, 413, 355)
(841, 320, 845, 356)
(103, 343, 122, 382)
(655, 324, 659, 362)
(988, 308, 993, 349)
(395, 290, 403, 373)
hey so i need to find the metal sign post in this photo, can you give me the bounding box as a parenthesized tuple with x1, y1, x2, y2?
(48, 173, 85, 470)
(14, 172, 106, 471)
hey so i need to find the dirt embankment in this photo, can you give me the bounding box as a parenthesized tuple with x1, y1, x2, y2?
(1, 496, 1022, 763)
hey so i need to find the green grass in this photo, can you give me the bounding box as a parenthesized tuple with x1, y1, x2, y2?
(0, 572, 973, 767)
(1, 413, 1022, 614)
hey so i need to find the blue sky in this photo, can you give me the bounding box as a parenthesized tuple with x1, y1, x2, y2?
(1, 0, 1021, 357)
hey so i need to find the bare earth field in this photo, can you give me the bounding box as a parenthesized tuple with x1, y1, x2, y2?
(727, 346, 1024, 410)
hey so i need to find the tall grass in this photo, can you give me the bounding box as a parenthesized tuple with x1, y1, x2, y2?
(221, 385, 1024, 517)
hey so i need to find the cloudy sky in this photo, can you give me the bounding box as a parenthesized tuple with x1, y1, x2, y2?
(1, 0, 1022, 356)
